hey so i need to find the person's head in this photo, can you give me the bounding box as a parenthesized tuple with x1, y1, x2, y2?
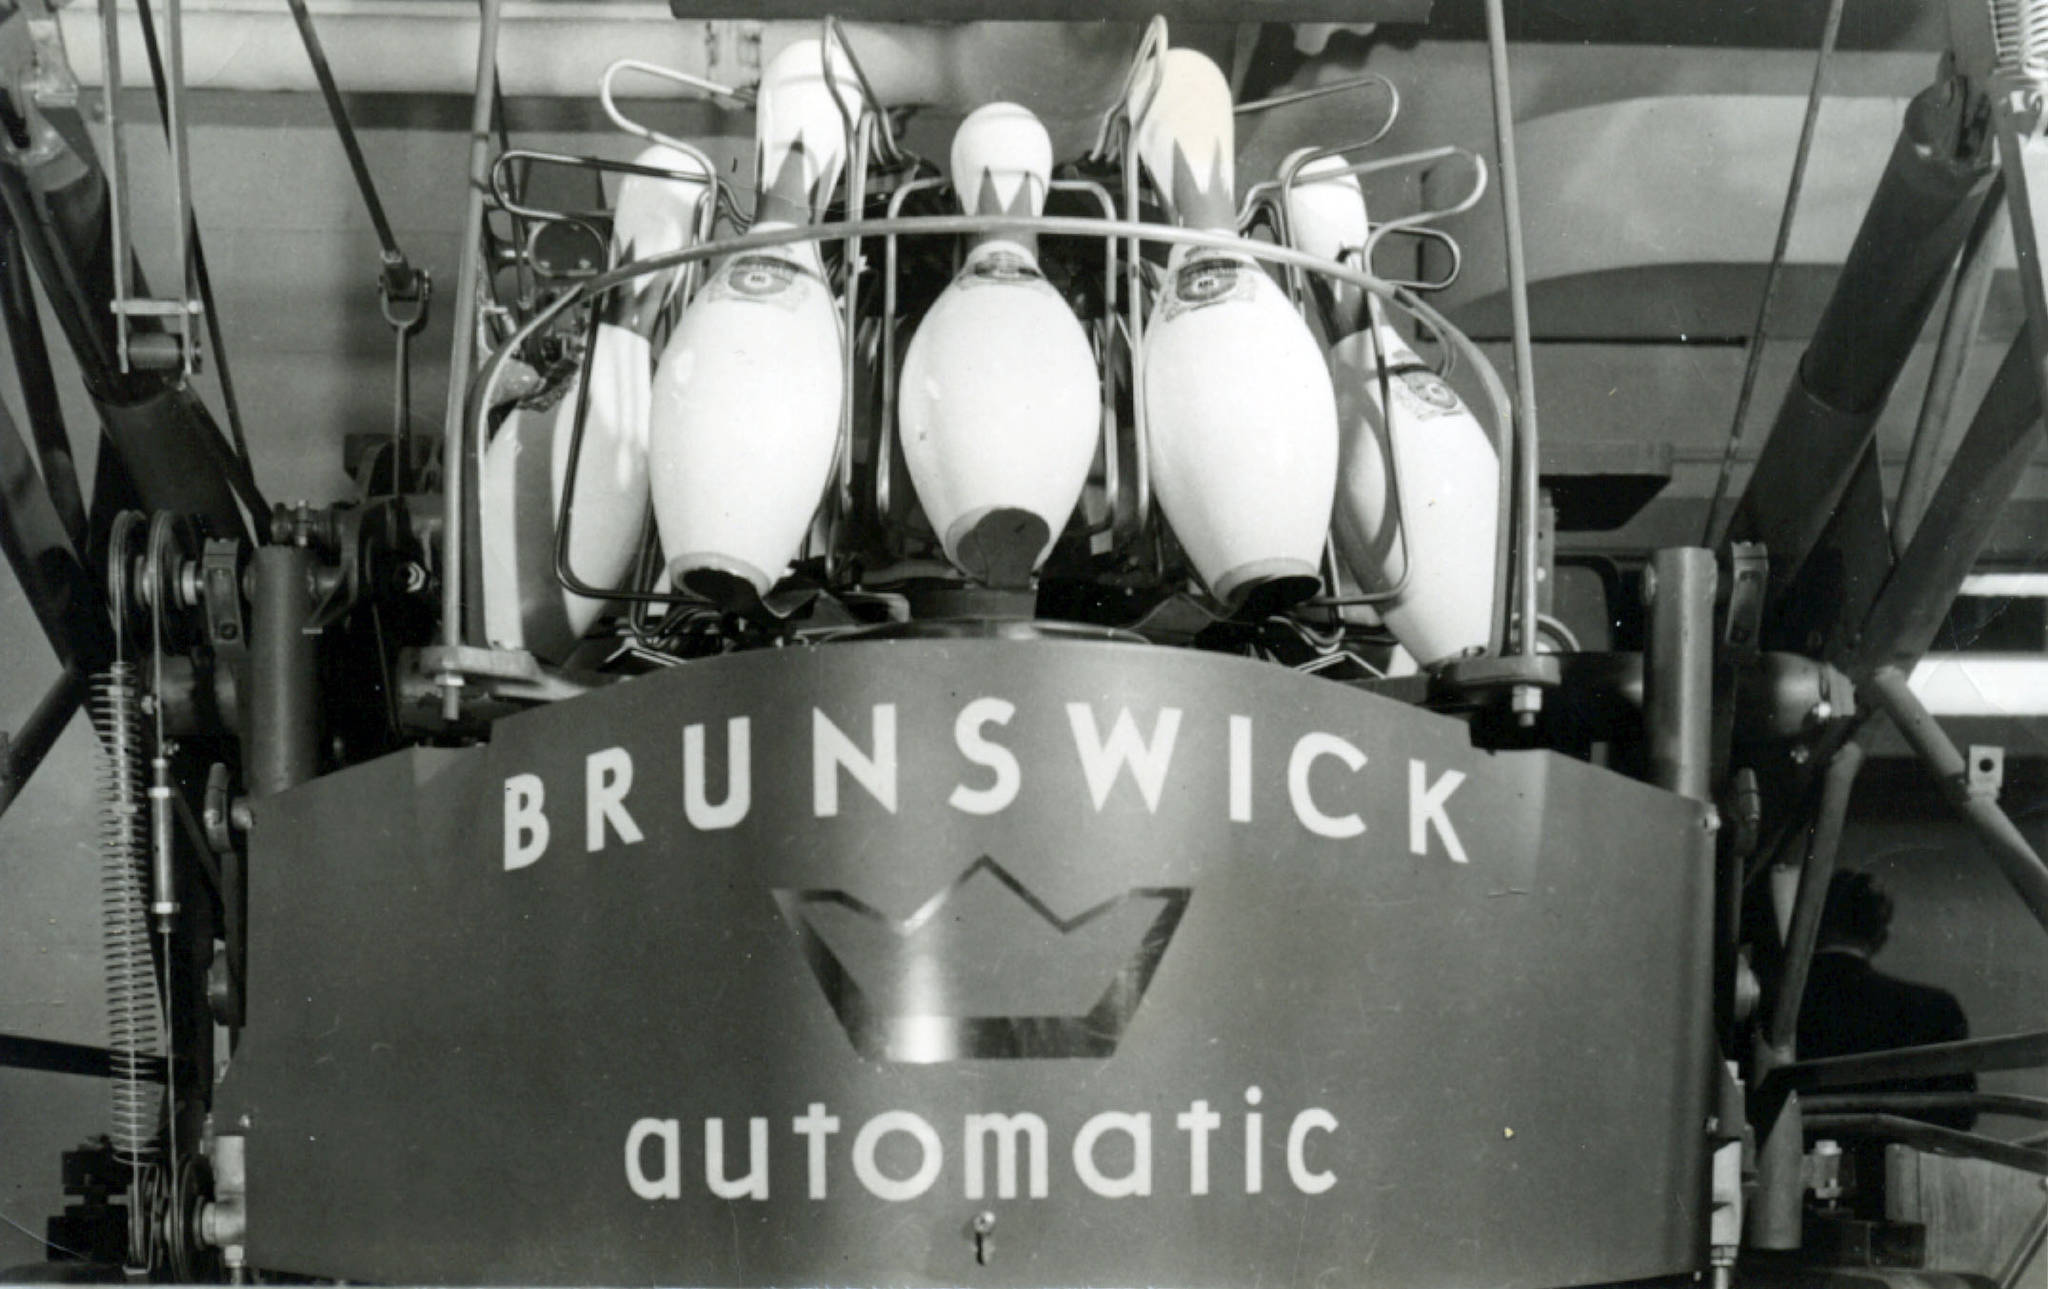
(1818, 869, 1893, 956)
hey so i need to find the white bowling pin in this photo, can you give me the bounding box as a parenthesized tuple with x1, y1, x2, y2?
(1330, 322, 1501, 666)
(648, 39, 853, 609)
(481, 145, 710, 659)
(1280, 148, 1370, 333)
(899, 102, 1100, 586)
(1134, 49, 1338, 612)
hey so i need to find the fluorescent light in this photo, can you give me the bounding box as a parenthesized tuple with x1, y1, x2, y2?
(1958, 573, 2048, 598)
(1906, 654, 2048, 717)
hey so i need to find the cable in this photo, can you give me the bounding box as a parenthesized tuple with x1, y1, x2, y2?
(1701, 0, 1847, 547)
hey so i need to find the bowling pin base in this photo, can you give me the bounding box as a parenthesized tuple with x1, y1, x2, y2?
(946, 506, 1051, 590)
(1213, 558, 1321, 617)
(667, 552, 773, 614)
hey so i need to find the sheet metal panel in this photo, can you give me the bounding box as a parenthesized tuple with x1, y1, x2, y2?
(217, 638, 1712, 1287)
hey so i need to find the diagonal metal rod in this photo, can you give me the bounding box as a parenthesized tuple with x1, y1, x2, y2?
(1896, 176, 2008, 554)
(0, 222, 87, 550)
(282, 0, 417, 298)
(1769, 739, 1865, 1052)
(0, 668, 86, 818)
(1702, 0, 1846, 547)
(1864, 665, 2048, 934)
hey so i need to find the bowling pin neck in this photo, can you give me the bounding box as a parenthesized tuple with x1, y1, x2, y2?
(755, 145, 839, 227)
(1133, 49, 1238, 233)
(754, 41, 856, 228)
(1163, 153, 1237, 232)
(959, 235, 1042, 276)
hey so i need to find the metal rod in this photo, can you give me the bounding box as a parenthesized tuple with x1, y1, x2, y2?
(0, 222, 87, 550)
(1805, 1091, 2048, 1120)
(1852, 333, 2044, 675)
(1863, 666, 2048, 933)
(0, 1031, 168, 1081)
(130, 0, 263, 499)
(1998, 1194, 2048, 1289)
(163, 0, 195, 372)
(0, 668, 86, 819)
(1800, 1113, 2047, 1175)
(1774, 1029, 2048, 1092)
(0, 396, 113, 676)
(1896, 180, 2009, 554)
(1702, 0, 1846, 546)
(283, 0, 414, 293)
(1726, 78, 1995, 606)
(99, 0, 133, 373)
(1770, 740, 1866, 1052)
(440, 0, 503, 701)
(1644, 547, 1717, 802)
(247, 547, 319, 797)
(1481, 0, 1541, 662)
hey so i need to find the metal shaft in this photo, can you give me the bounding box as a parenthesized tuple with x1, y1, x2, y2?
(1644, 548, 1716, 802)
(1863, 666, 2048, 934)
(1729, 78, 1996, 618)
(1896, 181, 2009, 553)
(1481, 0, 1542, 662)
(1852, 333, 2044, 675)
(1769, 740, 1865, 1053)
(247, 546, 318, 797)
(440, 0, 503, 682)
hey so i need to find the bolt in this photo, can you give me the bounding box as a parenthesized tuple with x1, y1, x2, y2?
(1511, 684, 1542, 729)
(1790, 745, 1811, 765)
(1809, 700, 1833, 725)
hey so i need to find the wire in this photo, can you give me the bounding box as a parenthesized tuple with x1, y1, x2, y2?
(1700, 0, 1847, 547)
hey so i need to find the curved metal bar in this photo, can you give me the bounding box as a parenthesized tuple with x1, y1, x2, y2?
(823, 17, 908, 170)
(597, 58, 736, 225)
(487, 147, 716, 227)
(1236, 72, 1398, 122)
(877, 177, 952, 536)
(478, 215, 1515, 629)
(1088, 16, 1171, 163)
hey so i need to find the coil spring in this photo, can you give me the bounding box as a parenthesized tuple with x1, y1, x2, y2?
(93, 664, 163, 1164)
(1990, 0, 2048, 78)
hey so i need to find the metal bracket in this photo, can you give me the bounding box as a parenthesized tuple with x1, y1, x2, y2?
(99, 0, 204, 376)
(1723, 543, 1768, 654)
(1967, 742, 2005, 800)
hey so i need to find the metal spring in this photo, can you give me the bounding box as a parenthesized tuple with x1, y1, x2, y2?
(1990, 0, 2048, 78)
(93, 663, 163, 1163)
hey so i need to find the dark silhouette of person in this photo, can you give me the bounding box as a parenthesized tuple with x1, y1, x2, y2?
(1797, 870, 1976, 1132)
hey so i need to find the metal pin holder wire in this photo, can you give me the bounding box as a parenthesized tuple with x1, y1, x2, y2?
(453, 20, 1535, 669)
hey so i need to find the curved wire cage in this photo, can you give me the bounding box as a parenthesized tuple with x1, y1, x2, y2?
(461, 24, 1536, 666)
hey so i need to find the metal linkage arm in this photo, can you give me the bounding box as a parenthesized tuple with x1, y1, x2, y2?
(1725, 74, 1997, 642)
(1862, 666, 2048, 935)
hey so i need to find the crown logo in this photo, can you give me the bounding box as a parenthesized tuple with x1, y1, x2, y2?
(773, 858, 1190, 1064)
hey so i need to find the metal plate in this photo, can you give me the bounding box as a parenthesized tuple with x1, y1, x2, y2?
(217, 638, 1713, 1287)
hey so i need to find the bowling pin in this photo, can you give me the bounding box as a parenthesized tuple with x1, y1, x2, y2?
(481, 144, 710, 659)
(1280, 148, 1370, 334)
(898, 102, 1101, 587)
(648, 39, 854, 610)
(1330, 321, 1501, 667)
(1133, 49, 1339, 614)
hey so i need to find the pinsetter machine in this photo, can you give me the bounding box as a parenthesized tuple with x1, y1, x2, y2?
(1, 0, 2045, 1284)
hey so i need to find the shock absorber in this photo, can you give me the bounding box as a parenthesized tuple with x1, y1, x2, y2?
(92, 661, 164, 1166)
